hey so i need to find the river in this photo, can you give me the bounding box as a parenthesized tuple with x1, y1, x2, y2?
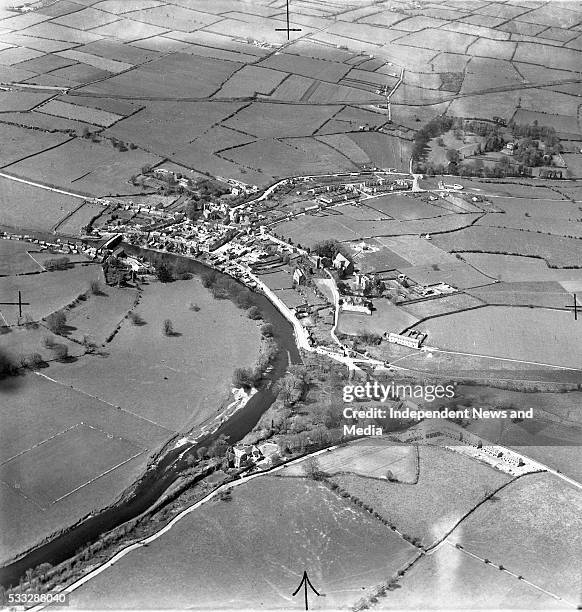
(0, 248, 300, 588)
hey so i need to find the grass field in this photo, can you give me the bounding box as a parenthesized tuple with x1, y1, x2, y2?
(6, 139, 162, 197)
(0, 240, 43, 275)
(45, 277, 262, 431)
(401, 293, 485, 320)
(365, 194, 448, 221)
(0, 423, 142, 507)
(450, 473, 582, 604)
(432, 227, 582, 268)
(37, 99, 123, 127)
(0, 373, 170, 564)
(0, 177, 87, 232)
(468, 281, 571, 309)
(65, 285, 138, 345)
(78, 53, 240, 98)
(258, 53, 350, 82)
(386, 541, 568, 609)
(413, 306, 582, 368)
(0, 124, 69, 168)
(282, 439, 418, 482)
(68, 476, 418, 610)
(0, 265, 102, 325)
(462, 253, 582, 283)
(332, 445, 509, 548)
(399, 262, 494, 290)
(104, 100, 245, 154)
(338, 300, 419, 336)
(214, 65, 287, 98)
(223, 103, 340, 138)
(273, 213, 480, 248)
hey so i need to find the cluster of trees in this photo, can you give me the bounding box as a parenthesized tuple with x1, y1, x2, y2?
(276, 365, 309, 407)
(418, 158, 531, 179)
(201, 270, 256, 312)
(311, 239, 348, 261)
(411, 115, 457, 161)
(44, 257, 72, 271)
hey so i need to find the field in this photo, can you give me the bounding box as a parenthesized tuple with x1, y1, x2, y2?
(65, 285, 138, 345)
(273, 213, 481, 248)
(223, 103, 341, 138)
(347, 132, 409, 171)
(78, 53, 240, 98)
(258, 53, 350, 82)
(413, 306, 582, 368)
(37, 99, 123, 127)
(0, 240, 44, 275)
(68, 476, 419, 610)
(365, 194, 447, 221)
(0, 123, 69, 168)
(0, 373, 170, 564)
(338, 300, 419, 336)
(55, 201, 106, 235)
(281, 439, 418, 482)
(104, 100, 245, 154)
(348, 240, 411, 273)
(399, 262, 495, 290)
(462, 253, 582, 283)
(0, 264, 102, 325)
(386, 542, 568, 609)
(44, 277, 262, 431)
(449, 473, 582, 604)
(224, 137, 357, 179)
(432, 227, 582, 268)
(6, 139, 162, 197)
(401, 293, 485, 319)
(0, 423, 142, 507)
(213, 65, 287, 98)
(332, 445, 510, 547)
(468, 281, 571, 309)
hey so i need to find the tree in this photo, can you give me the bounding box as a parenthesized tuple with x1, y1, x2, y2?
(141, 164, 152, 175)
(51, 343, 69, 361)
(247, 306, 262, 320)
(304, 458, 326, 480)
(0, 348, 18, 378)
(89, 279, 103, 295)
(312, 239, 343, 260)
(156, 263, 173, 283)
(162, 319, 174, 336)
(185, 200, 200, 222)
(446, 148, 460, 164)
(45, 311, 67, 334)
(232, 367, 256, 389)
(261, 323, 274, 337)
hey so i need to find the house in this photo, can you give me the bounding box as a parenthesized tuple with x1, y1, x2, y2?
(354, 273, 372, 293)
(341, 295, 372, 315)
(333, 252, 354, 275)
(293, 267, 306, 286)
(232, 444, 262, 468)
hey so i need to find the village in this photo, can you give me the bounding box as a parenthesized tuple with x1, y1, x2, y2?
(66, 165, 478, 366)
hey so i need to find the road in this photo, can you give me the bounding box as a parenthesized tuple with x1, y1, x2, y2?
(0, 171, 90, 201)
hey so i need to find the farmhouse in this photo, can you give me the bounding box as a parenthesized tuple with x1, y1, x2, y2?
(231, 444, 262, 468)
(333, 252, 354, 275)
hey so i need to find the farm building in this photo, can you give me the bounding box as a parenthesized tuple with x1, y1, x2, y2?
(333, 252, 354, 275)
